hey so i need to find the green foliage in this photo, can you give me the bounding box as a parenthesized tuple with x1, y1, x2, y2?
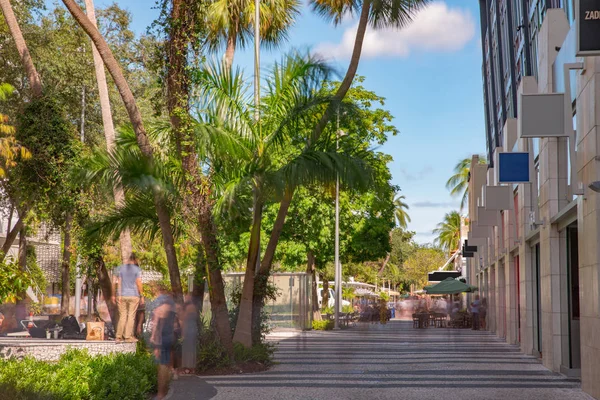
(400, 246, 446, 290)
(342, 304, 354, 314)
(379, 291, 390, 301)
(25, 247, 47, 296)
(196, 317, 232, 371)
(233, 342, 275, 365)
(312, 319, 334, 330)
(433, 211, 462, 256)
(321, 305, 334, 314)
(0, 256, 33, 303)
(446, 156, 487, 211)
(0, 349, 157, 400)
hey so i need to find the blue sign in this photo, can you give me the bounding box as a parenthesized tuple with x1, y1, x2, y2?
(498, 152, 530, 183)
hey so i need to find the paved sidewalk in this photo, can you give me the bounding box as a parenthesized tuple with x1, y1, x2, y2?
(171, 321, 593, 400)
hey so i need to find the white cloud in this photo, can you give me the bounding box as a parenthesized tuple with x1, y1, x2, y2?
(315, 2, 475, 59)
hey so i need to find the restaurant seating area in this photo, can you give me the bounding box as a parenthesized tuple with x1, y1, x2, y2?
(412, 311, 474, 329)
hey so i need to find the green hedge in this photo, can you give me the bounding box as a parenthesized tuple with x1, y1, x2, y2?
(312, 320, 334, 330)
(0, 349, 157, 400)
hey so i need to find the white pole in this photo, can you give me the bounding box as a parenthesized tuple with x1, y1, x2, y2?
(254, 0, 261, 274)
(254, 0, 260, 121)
(334, 109, 341, 330)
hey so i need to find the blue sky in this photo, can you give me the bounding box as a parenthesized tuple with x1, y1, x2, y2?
(90, 0, 486, 244)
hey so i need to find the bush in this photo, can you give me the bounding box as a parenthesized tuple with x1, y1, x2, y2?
(233, 342, 274, 366)
(342, 304, 354, 314)
(0, 349, 157, 400)
(312, 320, 334, 330)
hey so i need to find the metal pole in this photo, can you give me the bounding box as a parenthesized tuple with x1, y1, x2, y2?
(334, 109, 341, 330)
(75, 85, 85, 320)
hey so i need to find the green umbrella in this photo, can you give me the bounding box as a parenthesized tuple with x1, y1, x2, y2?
(424, 277, 478, 295)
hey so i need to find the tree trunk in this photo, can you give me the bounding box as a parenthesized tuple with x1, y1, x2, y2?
(306, 250, 321, 320)
(94, 255, 117, 323)
(248, 0, 372, 335)
(224, 31, 237, 70)
(83, 0, 133, 265)
(322, 275, 329, 309)
(1, 215, 23, 260)
(164, 0, 232, 350)
(233, 197, 263, 347)
(60, 213, 73, 316)
(309, 0, 371, 144)
(249, 190, 293, 341)
(0, 0, 42, 97)
(192, 244, 206, 311)
(62, 0, 183, 301)
(198, 203, 234, 354)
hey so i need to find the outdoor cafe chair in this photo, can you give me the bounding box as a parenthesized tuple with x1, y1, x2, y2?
(412, 313, 419, 328)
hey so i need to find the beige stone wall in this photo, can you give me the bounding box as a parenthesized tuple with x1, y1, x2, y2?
(469, 8, 600, 397)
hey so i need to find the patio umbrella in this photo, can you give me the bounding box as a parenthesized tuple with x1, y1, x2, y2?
(424, 277, 478, 295)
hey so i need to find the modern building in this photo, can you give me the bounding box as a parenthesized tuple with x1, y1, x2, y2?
(469, 1, 600, 399)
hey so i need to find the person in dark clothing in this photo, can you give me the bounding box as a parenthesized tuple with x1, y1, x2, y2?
(150, 287, 176, 400)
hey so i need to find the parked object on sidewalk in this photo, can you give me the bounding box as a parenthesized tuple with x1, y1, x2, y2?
(86, 319, 105, 341)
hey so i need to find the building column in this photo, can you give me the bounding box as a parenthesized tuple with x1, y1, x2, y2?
(575, 51, 600, 400)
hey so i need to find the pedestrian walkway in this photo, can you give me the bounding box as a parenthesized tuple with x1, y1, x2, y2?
(171, 321, 593, 400)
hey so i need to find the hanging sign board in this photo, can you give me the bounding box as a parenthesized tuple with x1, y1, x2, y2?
(484, 185, 513, 210)
(577, 0, 600, 56)
(518, 93, 566, 138)
(498, 152, 531, 183)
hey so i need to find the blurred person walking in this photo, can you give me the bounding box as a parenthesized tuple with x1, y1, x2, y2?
(470, 295, 481, 330)
(150, 286, 177, 400)
(113, 253, 144, 342)
(181, 294, 198, 373)
(480, 297, 488, 330)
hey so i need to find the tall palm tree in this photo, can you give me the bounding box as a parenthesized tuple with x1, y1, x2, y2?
(446, 155, 487, 211)
(196, 54, 372, 347)
(62, 0, 184, 302)
(433, 210, 461, 257)
(393, 194, 410, 229)
(206, 0, 300, 69)
(253, 0, 430, 331)
(83, 0, 133, 265)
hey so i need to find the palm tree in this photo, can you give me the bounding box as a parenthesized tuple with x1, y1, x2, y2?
(62, 0, 184, 302)
(83, 0, 133, 265)
(0, 0, 42, 97)
(433, 211, 462, 257)
(446, 156, 487, 211)
(195, 53, 372, 347)
(393, 194, 410, 229)
(255, 0, 430, 307)
(206, 0, 300, 69)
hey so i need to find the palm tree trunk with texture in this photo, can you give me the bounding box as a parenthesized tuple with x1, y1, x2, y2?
(84, 0, 133, 265)
(62, 0, 184, 302)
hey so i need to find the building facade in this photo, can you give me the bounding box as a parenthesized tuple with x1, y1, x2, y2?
(471, 1, 600, 399)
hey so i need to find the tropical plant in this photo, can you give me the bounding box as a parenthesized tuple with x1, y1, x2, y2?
(206, 0, 301, 68)
(83, 0, 133, 265)
(194, 53, 373, 347)
(249, 0, 430, 338)
(0, 257, 32, 303)
(62, 0, 184, 304)
(393, 194, 410, 229)
(433, 210, 462, 256)
(446, 156, 487, 211)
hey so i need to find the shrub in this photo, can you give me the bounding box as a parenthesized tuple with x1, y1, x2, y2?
(342, 304, 354, 314)
(233, 342, 274, 366)
(0, 349, 157, 400)
(196, 317, 231, 372)
(312, 320, 334, 330)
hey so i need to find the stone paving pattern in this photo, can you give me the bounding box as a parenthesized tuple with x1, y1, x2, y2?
(172, 321, 594, 400)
